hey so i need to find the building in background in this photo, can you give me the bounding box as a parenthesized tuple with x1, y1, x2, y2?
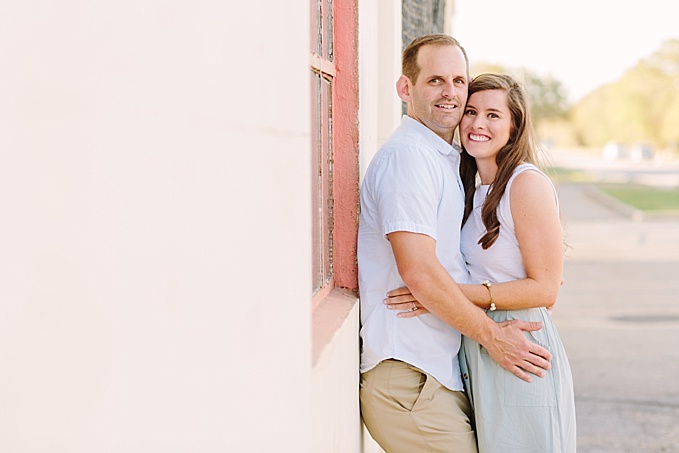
(0, 1, 452, 452)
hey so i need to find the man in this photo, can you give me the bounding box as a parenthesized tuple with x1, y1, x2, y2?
(358, 34, 552, 453)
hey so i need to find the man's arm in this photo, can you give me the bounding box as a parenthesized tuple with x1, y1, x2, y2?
(388, 230, 552, 382)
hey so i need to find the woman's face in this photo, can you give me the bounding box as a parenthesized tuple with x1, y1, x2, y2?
(460, 89, 512, 162)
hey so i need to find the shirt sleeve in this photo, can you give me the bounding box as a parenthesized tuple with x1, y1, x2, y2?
(372, 147, 443, 240)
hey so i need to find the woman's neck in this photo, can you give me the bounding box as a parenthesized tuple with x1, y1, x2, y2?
(476, 160, 498, 185)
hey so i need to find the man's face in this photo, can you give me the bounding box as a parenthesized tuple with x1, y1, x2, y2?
(398, 45, 468, 143)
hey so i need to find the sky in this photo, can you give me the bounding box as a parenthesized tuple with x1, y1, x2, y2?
(451, 0, 679, 102)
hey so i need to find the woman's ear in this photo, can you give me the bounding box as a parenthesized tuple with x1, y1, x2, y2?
(396, 75, 411, 103)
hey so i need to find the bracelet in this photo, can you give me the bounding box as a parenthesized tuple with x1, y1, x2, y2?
(482, 280, 496, 311)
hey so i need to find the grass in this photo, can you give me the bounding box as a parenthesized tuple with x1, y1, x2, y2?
(598, 183, 679, 213)
(548, 166, 679, 214)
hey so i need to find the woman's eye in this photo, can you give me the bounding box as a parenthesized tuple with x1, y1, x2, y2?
(464, 109, 475, 116)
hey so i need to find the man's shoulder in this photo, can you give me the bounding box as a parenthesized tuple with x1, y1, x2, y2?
(386, 120, 430, 145)
(377, 128, 436, 161)
(367, 141, 437, 183)
(363, 120, 444, 186)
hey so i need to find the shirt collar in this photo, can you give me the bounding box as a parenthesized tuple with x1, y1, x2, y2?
(401, 115, 458, 156)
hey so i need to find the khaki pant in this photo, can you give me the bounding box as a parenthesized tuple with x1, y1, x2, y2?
(360, 359, 478, 453)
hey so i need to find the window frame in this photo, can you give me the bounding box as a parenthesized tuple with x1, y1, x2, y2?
(310, 0, 336, 307)
(310, 0, 359, 316)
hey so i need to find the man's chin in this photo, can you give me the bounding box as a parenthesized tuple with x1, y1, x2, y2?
(433, 119, 460, 133)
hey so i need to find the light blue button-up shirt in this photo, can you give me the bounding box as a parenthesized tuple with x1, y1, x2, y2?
(358, 115, 469, 391)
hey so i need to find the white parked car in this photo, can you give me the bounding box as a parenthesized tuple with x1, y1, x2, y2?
(602, 141, 628, 161)
(629, 143, 655, 162)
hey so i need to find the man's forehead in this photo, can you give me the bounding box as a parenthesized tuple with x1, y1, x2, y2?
(417, 45, 467, 73)
(419, 64, 467, 75)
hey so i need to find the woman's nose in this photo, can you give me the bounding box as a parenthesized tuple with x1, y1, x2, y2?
(471, 116, 485, 129)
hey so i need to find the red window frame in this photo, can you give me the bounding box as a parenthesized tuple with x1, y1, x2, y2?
(310, 0, 359, 314)
(310, 0, 336, 306)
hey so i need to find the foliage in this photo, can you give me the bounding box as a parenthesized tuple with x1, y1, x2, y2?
(523, 72, 569, 121)
(470, 40, 679, 150)
(570, 39, 679, 149)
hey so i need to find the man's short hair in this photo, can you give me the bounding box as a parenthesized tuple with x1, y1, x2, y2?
(402, 34, 469, 84)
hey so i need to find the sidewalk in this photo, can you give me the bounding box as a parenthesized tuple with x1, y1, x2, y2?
(552, 181, 679, 452)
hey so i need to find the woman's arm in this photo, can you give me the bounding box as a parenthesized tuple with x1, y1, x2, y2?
(386, 170, 563, 314)
(493, 169, 563, 310)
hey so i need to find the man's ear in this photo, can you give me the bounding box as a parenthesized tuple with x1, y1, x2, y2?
(396, 75, 411, 102)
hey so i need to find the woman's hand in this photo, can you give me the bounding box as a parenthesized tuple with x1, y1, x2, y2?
(384, 286, 430, 317)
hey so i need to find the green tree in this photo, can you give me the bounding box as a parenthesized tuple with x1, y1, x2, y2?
(524, 73, 569, 122)
(570, 39, 679, 149)
(653, 40, 679, 149)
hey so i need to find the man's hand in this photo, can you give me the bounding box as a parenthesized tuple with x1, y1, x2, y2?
(386, 286, 552, 381)
(387, 232, 552, 382)
(486, 319, 552, 382)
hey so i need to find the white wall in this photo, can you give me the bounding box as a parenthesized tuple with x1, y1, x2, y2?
(312, 295, 361, 452)
(377, 1, 405, 152)
(359, 0, 402, 180)
(357, 1, 401, 452)
(0, 2, 312, 452)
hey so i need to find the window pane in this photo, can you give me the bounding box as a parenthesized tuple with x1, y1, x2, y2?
(310, 0, 334, 297)
(311, 72, 322, 293)
(310, 0, 321, 55)
(321, 75, 333, 283)
(325, 0, 333, 61)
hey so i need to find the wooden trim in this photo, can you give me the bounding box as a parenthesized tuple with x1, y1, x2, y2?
(312, 276, 335, 312)
(310, 53, 336, 77)
(331, 0, 359, 292)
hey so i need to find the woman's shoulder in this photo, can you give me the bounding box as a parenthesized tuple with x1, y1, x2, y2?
(509, 165, 558, 212)
(510, 164, 554, 190)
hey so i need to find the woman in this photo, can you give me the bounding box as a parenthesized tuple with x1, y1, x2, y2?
(387, 74, 576, 452)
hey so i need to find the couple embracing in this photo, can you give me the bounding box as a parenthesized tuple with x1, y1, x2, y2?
(358, 34, 576, 453)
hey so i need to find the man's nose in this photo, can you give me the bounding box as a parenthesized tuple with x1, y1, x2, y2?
(441, 80, 455, 98)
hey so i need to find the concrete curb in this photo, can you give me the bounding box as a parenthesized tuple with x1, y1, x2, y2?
(582, 184, 644, 221)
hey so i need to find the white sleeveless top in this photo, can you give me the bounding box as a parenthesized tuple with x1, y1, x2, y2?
(461, 163, 559, 284)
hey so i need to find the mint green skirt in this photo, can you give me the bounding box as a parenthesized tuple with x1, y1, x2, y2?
(460, 307, 576, 453)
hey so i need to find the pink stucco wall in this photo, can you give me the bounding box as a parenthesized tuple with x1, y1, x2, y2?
(332, 0, 360, 293)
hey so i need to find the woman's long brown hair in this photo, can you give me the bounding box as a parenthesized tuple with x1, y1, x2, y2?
(460, 74, 541, 249)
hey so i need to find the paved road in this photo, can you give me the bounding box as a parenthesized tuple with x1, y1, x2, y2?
(552, 182, 679, 453)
